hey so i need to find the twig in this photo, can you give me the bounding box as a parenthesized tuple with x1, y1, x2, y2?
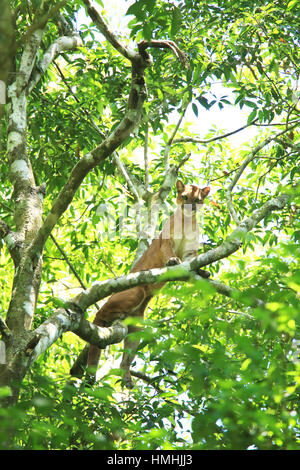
(164, 105, 188, 171)
(226, 122, 299, 223)
(52, 61, 103, 136)
(50, 234, 91, 291)
(113, 152, 140, 201)
(173, 118, 259, 146)
(176, 153, 191, 172)
(255, 150, 298, 200)
(252, 119, 300, 127)
(210, 165, 241, 183)
(130, 370, 200, 417)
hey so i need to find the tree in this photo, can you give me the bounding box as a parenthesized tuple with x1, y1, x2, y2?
(0, 0, 299, 450)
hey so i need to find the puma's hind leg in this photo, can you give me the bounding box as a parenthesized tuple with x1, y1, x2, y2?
(87, 286, 148, 377)
(120, 324, 140, 389)
(119, 295, 151, 388)
(87, 318, 109, 378)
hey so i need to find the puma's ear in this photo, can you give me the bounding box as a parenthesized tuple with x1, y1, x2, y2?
(202, 186, 210, 197)
(176, 180, 185, 194)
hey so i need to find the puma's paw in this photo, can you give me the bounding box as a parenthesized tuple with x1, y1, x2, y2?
(166, 257, 181, 266)
(197, 268, 211, 278)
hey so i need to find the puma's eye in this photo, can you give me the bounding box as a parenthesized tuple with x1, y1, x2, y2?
(182, 195, 188, 201)
(195, 198, 201, 204)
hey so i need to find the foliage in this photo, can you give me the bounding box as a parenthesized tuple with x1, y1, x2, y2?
(0, 0, 299, 450)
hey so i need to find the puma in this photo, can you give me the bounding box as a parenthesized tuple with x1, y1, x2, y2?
(88, 180, 210, 387)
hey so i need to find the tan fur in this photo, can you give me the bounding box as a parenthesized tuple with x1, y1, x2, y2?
(88, 180, 210, 386)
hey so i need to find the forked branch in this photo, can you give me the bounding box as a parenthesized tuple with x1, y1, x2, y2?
(138, 40, 190, 69)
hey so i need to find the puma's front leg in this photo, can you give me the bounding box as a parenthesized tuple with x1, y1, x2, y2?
(161, 238, 181, 267)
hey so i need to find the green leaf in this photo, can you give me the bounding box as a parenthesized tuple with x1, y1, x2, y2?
(244, 100, 258, 108)
(247, 108, 257, 124)
(192, 102, 198, 116)
(171, 7, 182, 38)
(287, 0, 298, 10)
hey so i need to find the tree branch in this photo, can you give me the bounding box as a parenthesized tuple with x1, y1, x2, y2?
(132, 165, 178, 262)
(190, 191, 291, 271)
(144, 119, 150, 189)
(16, 29, 44, 93)
(82, 0, 136, 62)
(138, 40, 189, 69)
(164, 105, 188, 171)
(72, 318, 127, 348)
(173, 118, 259, 145)
(27, 308, 127, 364)
(113, 152, 141, 202)
(15, 1, 68, 53)
(30, 24, 188, 255)
(28, 34, 83, 93)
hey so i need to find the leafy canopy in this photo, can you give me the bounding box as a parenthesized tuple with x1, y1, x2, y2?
(0, 0, 299, 450)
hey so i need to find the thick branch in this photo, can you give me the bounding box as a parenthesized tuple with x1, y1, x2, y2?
(28, 308, 127, 363)
(72, 318, 127, 348)
(30, 35, 188, 254)
(190, 192, 290, 270)
(5, 26, 47, 332)
(138, 40, 189, 69)
(82, 0, 135, 61)
(16, 29, 44, 93)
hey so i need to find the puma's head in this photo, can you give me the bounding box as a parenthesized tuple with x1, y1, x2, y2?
(176, 180, 210, 213)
